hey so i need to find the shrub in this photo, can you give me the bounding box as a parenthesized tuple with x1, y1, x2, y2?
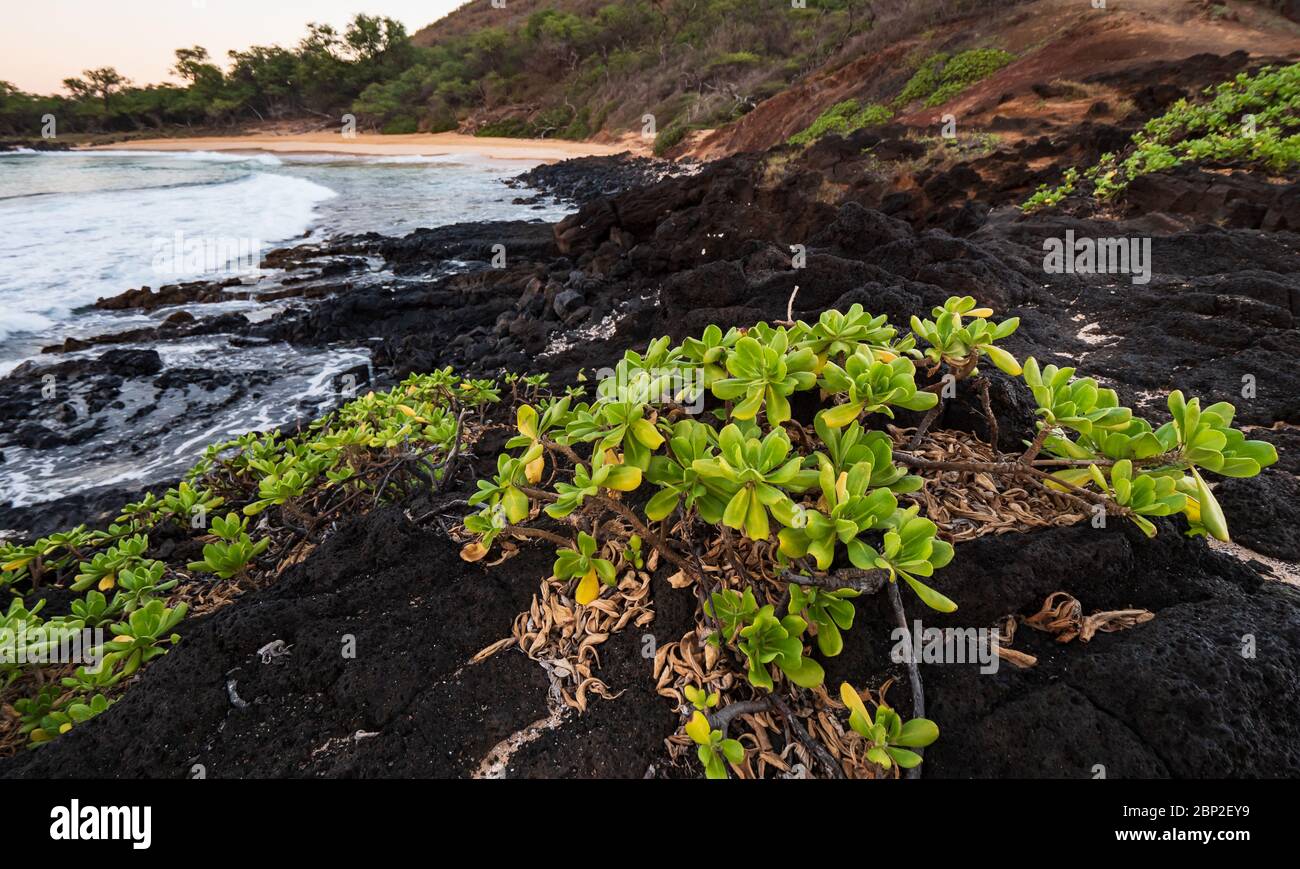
(380, 116, 419, 134)
(788, 99, 894, 146)
(461, 297, 1274, 778)
(896, 49, 1015, 109)
(922, 49, 1016, 107)
(653, 123, 690, 157)
(1022, 63, 1300, 208)
(2, 368, 489, 748)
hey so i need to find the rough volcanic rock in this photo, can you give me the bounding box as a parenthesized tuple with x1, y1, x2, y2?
(509, 153, 693, 205)
(1123, 167, 1300, 231)
(1215, 469, 1300, 562)
(0, 508, 551, 778)
(8, 506, 1298, 779)
(823, 519, 1300, 778)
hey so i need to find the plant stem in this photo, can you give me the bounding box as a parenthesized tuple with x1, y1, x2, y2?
(591, 494, 693, 572)
(886, 580, 925, 781)
(434, 409, 469, 493)
(1020, 424, 1052, 463)
(907, 399, 945, 449)
(779, 568, 888, 595)
(501, 525, 573, 547)
(770, 693, 846, 780)
(708, 698, 773, 736)
(977, 376, 999, 448)
(891, 453, 1128, 514)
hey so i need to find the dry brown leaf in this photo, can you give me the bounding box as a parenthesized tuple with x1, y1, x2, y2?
(471, 637, 515, 663)
(997, 647, 1039, 668)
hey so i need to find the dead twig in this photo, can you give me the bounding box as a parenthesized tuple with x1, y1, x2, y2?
(770, 693, 846, 780)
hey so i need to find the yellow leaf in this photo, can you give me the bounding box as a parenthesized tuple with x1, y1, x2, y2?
(517, 405, 539, 440)
(685, 711, 712, 746)
(59, 722, 73, 734)
(525, 452, 545, 484)
(874, 349, 897, 362)
(396, 404, 418, 418)
(603, 465, 643, 492)
(460, 542, 488, 563)
(821, 402, 863, 429)
(575, 569, 601, 605)
(840, 682, 870, 720)
(98, 574, 116, 592)
(2, 556, 33, 572)
(970, 308, 994, 318)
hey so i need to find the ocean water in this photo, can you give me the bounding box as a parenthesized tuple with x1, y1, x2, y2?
(0, 148, 571, 507)
(0, 149, 570, 360)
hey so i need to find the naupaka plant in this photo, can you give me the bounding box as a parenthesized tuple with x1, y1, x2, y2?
(1023, 358, 1277, 541)
(795, 304, 912, 371)
(553, 531, 618, 605)
(565, 400, 665, 470)
(693, 423, 817, 541)
(186, 513, 270, 579)
(910, 296, 1022, 377)
(841, 682, 940, 771)
(817, 352, 938, 428)
(8, 367, 487, 750)
(459, 300, 1277, 779)
(788, 585, 859, 657)
(776, 456, 898, 572)
(644, 419, 738, 523)
(711, 328, 817, 425)
(686, 710, 746, 779)
(737, 606, 824, 690)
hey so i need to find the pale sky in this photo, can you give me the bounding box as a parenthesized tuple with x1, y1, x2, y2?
(1, 0, 467, 95)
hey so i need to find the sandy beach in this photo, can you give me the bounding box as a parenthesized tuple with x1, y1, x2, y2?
(85, 131, 643, 162)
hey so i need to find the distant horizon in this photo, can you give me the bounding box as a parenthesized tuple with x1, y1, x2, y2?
(1, 0, 466, 95)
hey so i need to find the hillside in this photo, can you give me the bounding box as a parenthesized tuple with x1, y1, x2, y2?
(397, 0, 1299, 154)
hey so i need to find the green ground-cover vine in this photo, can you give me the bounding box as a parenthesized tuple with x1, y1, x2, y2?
(1, 369, 494, 749)
(788, 99, 894, 146)
(896, 49, 1016, 109)
(1022, 62, 1300, 211)
(463, 297, 1274, 779)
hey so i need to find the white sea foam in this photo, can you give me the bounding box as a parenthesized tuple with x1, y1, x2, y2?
(2, 148, 283, 165)
(0, 172, 334, 340)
